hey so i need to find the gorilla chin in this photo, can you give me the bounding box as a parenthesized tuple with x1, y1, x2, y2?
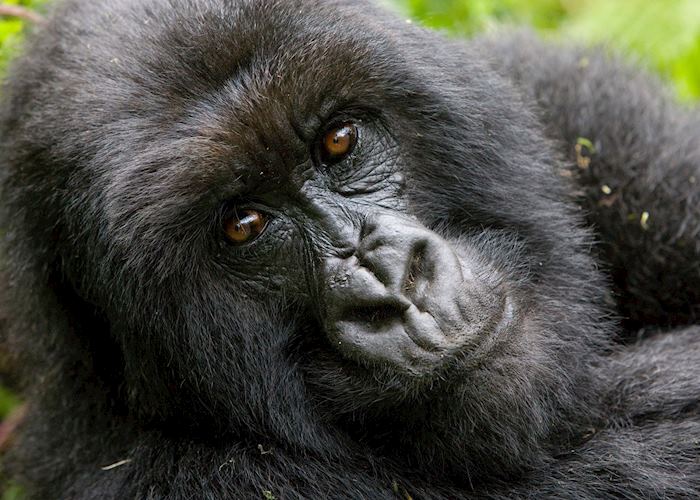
(322, 214, 513, 375)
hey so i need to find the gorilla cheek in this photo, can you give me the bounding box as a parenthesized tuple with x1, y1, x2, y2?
(321, 214, 508, 375)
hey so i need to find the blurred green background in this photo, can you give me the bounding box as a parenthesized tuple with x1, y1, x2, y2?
(2, 0, 700, 99)
(389, 0, 700, 100)
(0, 0, 698, 496)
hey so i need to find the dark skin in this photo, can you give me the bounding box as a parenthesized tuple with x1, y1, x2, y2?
(0, 0, 698, 498)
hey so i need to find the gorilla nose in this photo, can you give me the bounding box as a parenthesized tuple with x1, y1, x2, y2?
(321, 214, 472, 373)
(357, 215, 434, 301)
(323, 214, 431, 324)
(324, 253, 411, 326)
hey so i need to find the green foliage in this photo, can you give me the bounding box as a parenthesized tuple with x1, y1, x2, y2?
(563, 0, 700, 101)
(1, 484, 24, 500)
(391, 0, 700, 101)
(0, 0, 45, 74)
(395, 0, 567, 34)
(0, 386, 18, 419)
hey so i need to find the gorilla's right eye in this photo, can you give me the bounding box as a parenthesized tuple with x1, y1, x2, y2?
(317, 122, 358, 165)
(223, 209, 268, 245)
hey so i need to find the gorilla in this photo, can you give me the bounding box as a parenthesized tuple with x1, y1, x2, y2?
(0, 0, 699, 498)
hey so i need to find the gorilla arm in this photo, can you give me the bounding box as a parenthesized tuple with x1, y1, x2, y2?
(505, 327, 700, 499)
(477, 34, 700, 331)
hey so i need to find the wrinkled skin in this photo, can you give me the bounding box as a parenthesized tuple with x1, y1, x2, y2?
(0, 0, 699, 498)
(322, 214, 509, 373)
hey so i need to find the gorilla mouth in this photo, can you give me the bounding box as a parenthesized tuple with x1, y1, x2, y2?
(330, 287, 512, 375)
(342, 304, 411, 330)
(322, 214, 510, 375)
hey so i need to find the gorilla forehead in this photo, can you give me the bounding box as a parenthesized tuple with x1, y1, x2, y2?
(40, 0, 512, 218)
(139, 0, 399, 104)
(86, 0, 413, 228)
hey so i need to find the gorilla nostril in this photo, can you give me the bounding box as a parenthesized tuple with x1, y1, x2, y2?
(359, 214, 384, 239)
(359, 221, 373, 240)
(404, 241, 428, 295)
(333, 245, 357, 259)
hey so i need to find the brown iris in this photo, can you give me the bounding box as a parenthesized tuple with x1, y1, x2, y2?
(224, 209, 267, 245)
(320, 123, 358, 164)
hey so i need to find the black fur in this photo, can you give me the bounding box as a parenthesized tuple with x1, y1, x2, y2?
(0, 0, 698, 498)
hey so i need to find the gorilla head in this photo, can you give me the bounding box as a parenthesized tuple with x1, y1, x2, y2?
(1, 0, 613, 488)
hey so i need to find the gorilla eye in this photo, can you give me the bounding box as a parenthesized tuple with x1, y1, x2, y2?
(319, 123, 358, 164)
(223, 209, 268, 245)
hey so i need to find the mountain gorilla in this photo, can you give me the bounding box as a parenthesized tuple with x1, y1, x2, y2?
(1, 0, 699, 498)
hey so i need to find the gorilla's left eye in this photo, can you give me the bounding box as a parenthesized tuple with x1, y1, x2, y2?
(317, 122, 358, 165)
(223, 209, 268, 245)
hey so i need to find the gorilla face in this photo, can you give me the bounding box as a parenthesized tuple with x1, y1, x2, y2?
(216, 111, 512, 377)
(2, 0, 606, 475)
